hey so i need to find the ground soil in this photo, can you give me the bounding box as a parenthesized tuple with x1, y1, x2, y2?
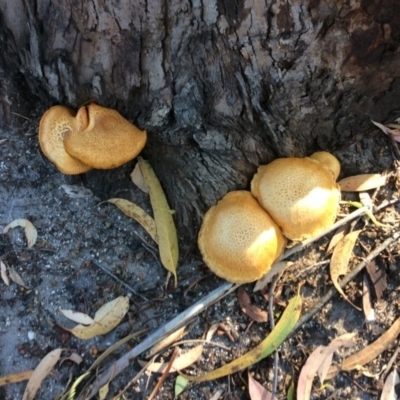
(1, 110, 400, 400)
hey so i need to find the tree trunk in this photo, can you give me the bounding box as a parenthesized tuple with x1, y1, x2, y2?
(1, 0, 399, 238)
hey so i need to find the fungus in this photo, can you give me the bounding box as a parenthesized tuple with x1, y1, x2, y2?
(198, 191, 286, 283)
(251, 156, 340, 241)
(309, 151, 341, 180)
(39, 105, 92, 174)
(64, 103, 147, 170)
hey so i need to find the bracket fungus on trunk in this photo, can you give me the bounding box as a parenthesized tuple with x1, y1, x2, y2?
(251, 153, 341, 241)
(39, 103, 146, 174)
(198, 191, 286, 284)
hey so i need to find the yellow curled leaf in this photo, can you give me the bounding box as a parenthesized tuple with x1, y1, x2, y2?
(182, 290, 302, 382)
(138, 157, 179, 286)
(330, 230, 361, 310)
(104, 198, 158, 243)
(338, 174, 386, 192)
(66, 296, 129, 340)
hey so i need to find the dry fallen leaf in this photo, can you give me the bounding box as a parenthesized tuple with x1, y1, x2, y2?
(130, 162, 150, 193)
(60, 352, 83, 366)
(139, 345, 204, 373)
(238, 287, 268, 322)
(9, 266, 29, 289)
(338, 174, 387, 192)
(148, 326, 187, 358)
(366, 260, 387, 300)
(138, 157, 179, 286)
(330, 230, 361, 310)
(248, 372, 273, 400)
(3, 218, 37, 248)
(327, 223, 350, 253)
(1, 260, 9, 286)
(64, 296, 129, 340)
(22, 348, 63, 400)
(381, 369, 400, 400)
(0, 370, 33, 387)
(60, 309, 95, 325)
(103, 198, 158, 243)
(326, 316, 400, 379)
(297, 333, 356, 400)
(371, 119, 400, 143)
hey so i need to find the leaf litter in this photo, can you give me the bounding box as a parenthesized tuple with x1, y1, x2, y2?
(3, 119, 400, 400)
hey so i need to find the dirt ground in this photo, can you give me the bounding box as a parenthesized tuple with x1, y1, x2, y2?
(1, 111, 400, 400)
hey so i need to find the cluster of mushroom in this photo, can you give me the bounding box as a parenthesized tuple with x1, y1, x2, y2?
(39, 103, 147, 174)
(198, 152, 341, 283)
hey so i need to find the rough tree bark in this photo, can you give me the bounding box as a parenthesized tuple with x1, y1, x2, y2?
(1, 0, 400, 238)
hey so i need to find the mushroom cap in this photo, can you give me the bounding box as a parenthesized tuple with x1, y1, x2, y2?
(309, 151, 341, 180)
(198, 191, 286, 283)
(38, 106, 93, 174)
(64, 103, 147, 169)
(251, 157, 340, 241)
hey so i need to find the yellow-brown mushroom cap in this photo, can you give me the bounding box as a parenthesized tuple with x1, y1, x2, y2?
(64, 103, 147, 169)
(309, 151, 341, 180)
(251, 157, 340, 241)
(38, 106, 92, 174)
(198, 191, 286, 284)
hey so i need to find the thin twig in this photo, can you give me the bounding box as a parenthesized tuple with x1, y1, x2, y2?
(148, 347, 178, 400)
(91, 262, 149, 301)
(294, 230, 400, 330)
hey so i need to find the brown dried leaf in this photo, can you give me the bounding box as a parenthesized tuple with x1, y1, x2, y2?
(139, 345, 204, 373)
(327, 223, 350, 253)
(330, 230, 361, 310)
(326, 316, 400, 379)
(3, 218, 37, 248)
(66, 296, 129, 340)
(248, 372, 273, 400)
(1, 261, 9, 286)
(366, 260, 387, 300)
(338, 174, 387, 192)
(238, 287, 268, 323)
(22, 348, 63, 400)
